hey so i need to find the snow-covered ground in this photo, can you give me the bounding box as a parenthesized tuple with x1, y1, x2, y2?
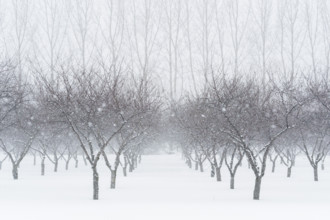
(0, 154, 329, 220)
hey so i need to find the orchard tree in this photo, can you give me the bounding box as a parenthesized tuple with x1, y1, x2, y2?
(224, 142, 245, 189)
(297, 98, 329, 181)
(208, 75, 302, 200)
(0, 63, 23, 132)
(274, 132, 300, 178)
(38, 67, 130, 200)
(0, 84, 38, 179)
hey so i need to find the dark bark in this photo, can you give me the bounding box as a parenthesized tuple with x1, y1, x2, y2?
(75, 159, 78, 168)
(194, 161, 198, 170)
(271, 161, 276, 173)
(0, 161, 2, 170)
(41, 157, 45, 176)
(65, 160, 70, 170)
(92, 167, 99, 200)
(321, 163, 325, 170)
(230, 175, 235, 189)
(313, 166, 318, 181)
(110, 170, 117, 189)
(54, 161, 58, 172)
(123, 166, 127, 177)
(199, 161, 204, 172)
(12, 165, 18, 180)
(210, 166, 215, 177)
(215, 167, 221, 182)
(287, 166, 292, 178)
(253, 176, 262, 200)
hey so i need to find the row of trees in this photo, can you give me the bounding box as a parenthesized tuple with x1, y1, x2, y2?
(0, 0, 329, 202)
(2, 0, 330, 100)
(174, 74, 329, 200)
(0, 60, 329, 201)
(0, 62, 162, 200)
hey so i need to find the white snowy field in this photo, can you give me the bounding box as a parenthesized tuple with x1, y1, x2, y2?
(0, 154, 329, 220)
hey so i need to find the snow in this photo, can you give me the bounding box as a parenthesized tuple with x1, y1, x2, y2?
(0, 154, 329, 220)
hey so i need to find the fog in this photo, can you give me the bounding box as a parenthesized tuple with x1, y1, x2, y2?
(0, 1, 329, 219)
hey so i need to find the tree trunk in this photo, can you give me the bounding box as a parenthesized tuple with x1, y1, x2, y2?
(110, 170, 117, 189)
(92, 167, 99, 200)
(65, 161, 69, 170)
(230, 175, 235, 189)
(41, 157, 45, 176)
(271, 161, 276, 173)
(187, 159, 192, 168)
(199, 161, 204, 172)
(210, 166, 215, 177)
(215, 167, 221, 182)
(194, 161, 198, 170)
(287, 166, 292, 178)
(321, 163, 325, 170)
(54, 161, 58, 172)
(75, 159, 78, 168)
(129, 163, 134, 172)
(253, 176, 262, 200)
(123, 166, 127, 177)
(0, 161, 2, 170)
(313, 166, 318, 181)
(12, 165, 18, 180)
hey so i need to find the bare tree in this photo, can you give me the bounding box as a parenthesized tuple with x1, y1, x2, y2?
(97, 0, 126, 73)
(320, 0, 330, 80)
(209, 76, 302, 200)
(183, 0, 198, 94)
(163, 0, 183, 101)
(11, 0, 31, 87)
(128, 0, 161, 87)
(251, 0, 273, 85)
(297, 98, 329, 181)
(0, 63, 22, 132)
(39, 67, 138, 200)
(227, 0, 250, 76)
(275, 143, 299, 178)
(68, 0, 96, 71)
(0, 91, 37, 179)
(268, 147, 279, 173)
(33, 0, 68, 82)
(224, 142, 245, 189)
(304, 0, 321, 79)
(277, 0, 305, 82)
